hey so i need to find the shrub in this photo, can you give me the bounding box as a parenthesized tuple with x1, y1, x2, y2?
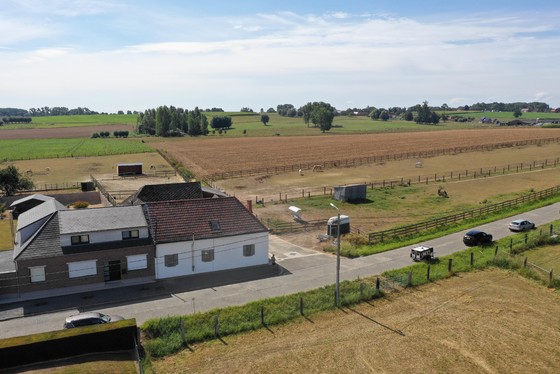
(91, 133, 100, 138)
(72, 201, 89, 209)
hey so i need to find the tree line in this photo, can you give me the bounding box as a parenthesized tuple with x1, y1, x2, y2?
(136, 106, 211, 137)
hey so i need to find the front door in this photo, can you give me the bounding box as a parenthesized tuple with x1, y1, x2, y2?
(104, 260, 121, 282)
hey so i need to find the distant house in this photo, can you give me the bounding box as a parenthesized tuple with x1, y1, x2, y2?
(9, 203, 154, 298)
(144, 197, 269, 279)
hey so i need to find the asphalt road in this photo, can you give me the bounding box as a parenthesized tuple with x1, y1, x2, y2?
(0, 202, 558, 339)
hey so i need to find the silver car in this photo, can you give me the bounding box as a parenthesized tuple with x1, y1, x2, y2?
(64, 311, 124, 328)
(508, 219, 535, 232)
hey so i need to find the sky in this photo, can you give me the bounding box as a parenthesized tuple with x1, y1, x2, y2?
(1, 0, 560, 113)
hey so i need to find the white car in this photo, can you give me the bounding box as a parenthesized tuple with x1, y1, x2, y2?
(508, 219, 535, 232)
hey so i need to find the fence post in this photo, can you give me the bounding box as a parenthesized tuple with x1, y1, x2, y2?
(470, 252, 474, 266)
(261, 305, 265, 326)
(376, 277, 380, 291)
(523, 257, 528, 267)
(510, 239, 513, 251)
(448, 258, 453, 272)
(300, 297, 304, 316)
(551, 224, 554, 236)
(550, 269, 554, 288)
(181, 318, 186, 345)
(407, 271, 413, 287)
(214, 315, 219, 337)
(524, 233, 528, 244)
(427, 265, 431, 281)
(494, 246, 499, 257)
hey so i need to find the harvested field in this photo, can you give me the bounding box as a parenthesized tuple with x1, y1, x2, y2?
(0, 124, 134, 139)
(154, 128, 560, 178)
(153, 269, 560, 374)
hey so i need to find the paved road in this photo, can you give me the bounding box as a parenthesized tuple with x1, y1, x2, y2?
(0, 202, 558, 339)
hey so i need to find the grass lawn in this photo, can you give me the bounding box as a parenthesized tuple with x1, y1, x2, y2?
(0, 218, 13, 251)
(0, 138, 154, 161)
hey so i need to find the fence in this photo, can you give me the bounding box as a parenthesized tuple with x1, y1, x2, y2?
(368, 185, 560, 243)
(91, 175, 117, 206)
(218, 156, 560, 206)
(205, 137, 560, 181)
(21, 181, 83, 193)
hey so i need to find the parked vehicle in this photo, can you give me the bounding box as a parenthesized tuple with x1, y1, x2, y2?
(508, 219, 535, 232)
(463, 230, 493, 246)
(64, 312, 124, 329)
(410, 245, 435, 261)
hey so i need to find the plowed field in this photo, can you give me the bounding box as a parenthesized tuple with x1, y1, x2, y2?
(154, 128, 560, 178)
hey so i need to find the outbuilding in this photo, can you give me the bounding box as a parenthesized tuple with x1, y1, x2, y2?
(333, 184, 367, 202)
(117, 163, 143, 176)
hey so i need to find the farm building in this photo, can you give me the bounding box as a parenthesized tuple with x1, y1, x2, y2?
(333, 184, 367, 202)
(117, 163, 143, 176)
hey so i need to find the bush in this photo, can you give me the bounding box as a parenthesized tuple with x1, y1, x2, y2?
(72, 201, 89, 209)
(91, 133, 100, 138)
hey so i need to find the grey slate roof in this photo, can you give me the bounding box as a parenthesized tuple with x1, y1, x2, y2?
(9, 193, 53, 208)
(14, 213, 61, 261)
(59, 205, 147, 234)
(121, 182, 204, 205)
(16, 198, 66, 230)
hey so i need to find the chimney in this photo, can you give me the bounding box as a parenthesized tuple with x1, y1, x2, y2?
(246, 200, 253, 213)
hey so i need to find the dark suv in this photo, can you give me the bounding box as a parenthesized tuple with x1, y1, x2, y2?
(64, 312, 124, 328)
(463, 230, 493, 246)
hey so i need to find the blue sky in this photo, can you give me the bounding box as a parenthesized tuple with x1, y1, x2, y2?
(1, 0, 560, 113)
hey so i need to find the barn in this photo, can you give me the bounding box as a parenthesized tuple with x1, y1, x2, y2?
(117, 163, 143, 176)
(333, 184, 367, 202)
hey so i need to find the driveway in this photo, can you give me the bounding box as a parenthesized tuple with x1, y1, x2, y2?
(0, 202, 558, 339)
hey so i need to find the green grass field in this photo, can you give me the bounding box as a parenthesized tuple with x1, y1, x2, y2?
(0, 114, 138, 129)
(0, 138, 154, 162)
(447, 111, 560, 120)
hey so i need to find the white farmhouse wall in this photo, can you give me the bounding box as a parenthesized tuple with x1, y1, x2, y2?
(60, 227, 149, 246)
(155, 232, 269, 279)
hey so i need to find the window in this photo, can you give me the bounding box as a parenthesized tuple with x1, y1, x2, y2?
(243, 244, 255, 257)
(68, 260, 97, 278)
(127, 254, 148, 271)
(202, 249, 215, 262)
(164, 254, 179, 267)
(71, 235, 89, 245)
(122, 230, 140, 240)
(209, 221, 221, 231)
(29, 266, 46, 283)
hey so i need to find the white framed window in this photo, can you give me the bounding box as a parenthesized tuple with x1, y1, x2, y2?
(127, 254, 148, 271)
(202, 249, 215, 262)
(29, 266, 46, 283)
(68, 260, 97, 278)
(71, 234, 89, 245)
(164, 254, 179, 267)
(243, 244, 255, 257)
(122, 230, 140, 240)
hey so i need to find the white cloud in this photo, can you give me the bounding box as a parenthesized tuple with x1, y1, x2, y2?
(1, 9, 560, 111)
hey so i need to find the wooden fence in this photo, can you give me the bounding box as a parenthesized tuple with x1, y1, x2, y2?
(91, 175, 117, 206)
(368, 185, 560, 243)
(205, 137, 560, 181)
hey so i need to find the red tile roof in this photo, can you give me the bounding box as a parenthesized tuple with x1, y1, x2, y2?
(144, 197, 268, 244)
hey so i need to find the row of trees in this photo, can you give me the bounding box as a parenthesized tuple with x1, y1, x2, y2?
(28, 107, 99, 116)
(91, 130, 129, 138)
(0, 166, 34, 197)
(136, 106, 209, 137)
(1, 117, 32, 124)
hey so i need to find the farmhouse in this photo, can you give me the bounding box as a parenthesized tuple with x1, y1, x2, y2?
(0, 186, 269, 300)
(5, 203, 155, 299)
(144, 197, 269, 279)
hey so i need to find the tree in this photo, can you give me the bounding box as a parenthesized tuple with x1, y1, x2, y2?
(380, 110, 390, 121)
(404, 111, 414, 121)
(414, 101, 440, 124)
(311, 107, 334, 132)
(260, 114, 270, 125)
(513, 108, 522, 118)
(301, 102, 336, 128)
(0, 166, 34, 196)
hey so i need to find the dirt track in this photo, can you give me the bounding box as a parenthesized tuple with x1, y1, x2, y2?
(154, 270, 560, 373)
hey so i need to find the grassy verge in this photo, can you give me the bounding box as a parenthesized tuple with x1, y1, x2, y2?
(140, 221, 560, 369)
(326, 194, 560, 257)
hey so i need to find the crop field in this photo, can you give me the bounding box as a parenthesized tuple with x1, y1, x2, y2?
(0, 124, 135, 140)
(0, 138, 153, 161)
(154, 128, 560, 178)
(0, 114, 137, 129)
(153, 269, 560, 373)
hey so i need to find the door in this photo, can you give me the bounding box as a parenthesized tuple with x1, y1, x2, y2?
(104, 260, 121, 282)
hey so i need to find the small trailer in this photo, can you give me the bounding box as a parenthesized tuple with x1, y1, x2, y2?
(410, 246, 435, 262)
